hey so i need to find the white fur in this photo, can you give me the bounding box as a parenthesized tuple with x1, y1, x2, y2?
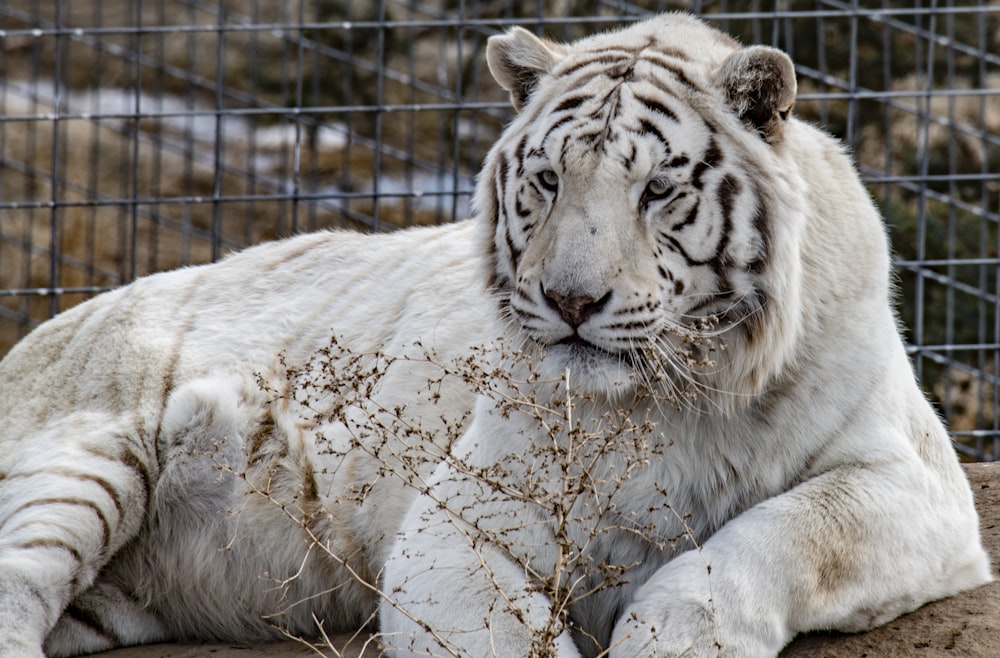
(0, 13, 991, 658)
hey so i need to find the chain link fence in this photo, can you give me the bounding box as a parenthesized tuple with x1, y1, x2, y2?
(1, 1, 998, 459)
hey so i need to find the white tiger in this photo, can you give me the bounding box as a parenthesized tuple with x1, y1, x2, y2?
(0, 13, 991, 658)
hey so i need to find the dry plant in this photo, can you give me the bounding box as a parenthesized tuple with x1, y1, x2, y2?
(218, 320, 724, 657)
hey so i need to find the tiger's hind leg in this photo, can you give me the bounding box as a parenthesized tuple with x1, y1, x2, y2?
(44, 580, 171, 658)
(0, 412, 157, 657)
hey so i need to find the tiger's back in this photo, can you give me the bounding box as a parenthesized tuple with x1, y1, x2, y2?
(0, 221, 485, 443)
(0, 220, 488, 654)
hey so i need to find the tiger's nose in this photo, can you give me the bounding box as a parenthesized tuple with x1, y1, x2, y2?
(542, 286, 611, 328)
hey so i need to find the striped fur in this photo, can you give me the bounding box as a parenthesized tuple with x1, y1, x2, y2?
(0, 225, 490, 656)
(477, 19, 803, 404)
(0, 13, 991, 658)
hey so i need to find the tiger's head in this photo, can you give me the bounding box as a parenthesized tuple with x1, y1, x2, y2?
(475, 14, 810, 406)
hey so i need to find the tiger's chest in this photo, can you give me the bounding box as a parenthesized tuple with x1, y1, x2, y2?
(556, 417, 791, 655)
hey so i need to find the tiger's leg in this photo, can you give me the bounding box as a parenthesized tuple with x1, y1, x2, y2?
(42, 374, 272, 656)
(610, 455, 992, 657)
(44, 580, 171, 657)
(381, 412, 584, 658)
(0, 412, 157, 657)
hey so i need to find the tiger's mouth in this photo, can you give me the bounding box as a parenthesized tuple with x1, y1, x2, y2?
(538, 334, 638, 394)
(550, 333, 629, 365)
(553, 333, 617, 355)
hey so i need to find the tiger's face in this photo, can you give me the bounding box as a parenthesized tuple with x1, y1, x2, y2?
(477, 15, 798, 397)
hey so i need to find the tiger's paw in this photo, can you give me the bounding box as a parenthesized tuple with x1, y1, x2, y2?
(611, 606, 730, 658)
(608, 552, 781, 658)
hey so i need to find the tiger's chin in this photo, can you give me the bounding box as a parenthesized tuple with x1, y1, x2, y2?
(537, 338, 638, 397)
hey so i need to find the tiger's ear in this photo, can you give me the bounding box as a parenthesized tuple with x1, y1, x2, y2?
(487, 27, 568, 112)
(717, 46, 797, 144)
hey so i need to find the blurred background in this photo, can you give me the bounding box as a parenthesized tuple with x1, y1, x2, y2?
(0, 0, 997, 459)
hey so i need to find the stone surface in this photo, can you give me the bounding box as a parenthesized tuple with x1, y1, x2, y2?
(91, 463, 1000, 658)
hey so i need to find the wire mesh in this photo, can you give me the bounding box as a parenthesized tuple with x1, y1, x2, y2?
(1, 1, 998, 460)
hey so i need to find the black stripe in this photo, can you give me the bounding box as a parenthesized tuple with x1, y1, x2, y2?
(613, 301, 657, 316)
(64, 603, 119, 644)
(667, 154, 689, 168)
(637, 118, 667, 145)
(658, 230, 726, 270)
(717, 175, 741, 228)
(605, 319, 655, 331)
(687, 291, 734, 315)
(660, 235, 690, 263)
(542, 115, 578, 149)
(525, 145, 548, 161)
(711, 176, 739, 279)
(513, 308, 547, 323)
(514, 135, 529, 177)
(504, 217, 522, 270)
(691, 139, 723, 190)
(749, 185, 771, 274)
(119, 447, 152, 504)
(738, 292, 770, 342)
(557, 53, 633, 78)
(643, 74, 685, 103)
(76, 471, 126, 517)
(16, 538, 83, 564)
(515, 192, 533, 219)
(16, 499, 111, 548)
(749, 183, 771, 274)
(592, 45, 646, 56)
(556, 69, 604, 96)
(551, 95, 589, 114)
(640, 52, 701, 91)
(652, 46, 692, 62)
(671, 199, 700, 231)
(633, 94, 679, 123)
(483, 161, 502, 292)
(559, 130, 574, 163)
(4, 470, 121, 514)
(622, 143, 638, 171)
(28, 583, 55, 619)
(247, 409, 276, 467)
(494, 156, 520, 275)
(496, 155, 510, 227)
(512, 286, 536, 306)
(578, 129, 607, 147)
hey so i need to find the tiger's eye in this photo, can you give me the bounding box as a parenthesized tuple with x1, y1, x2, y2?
(538, 169, 559, 191)
(645, 179, 673, 199)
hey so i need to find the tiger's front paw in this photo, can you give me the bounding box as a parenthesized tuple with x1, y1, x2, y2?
(610, 604, 726, 658)
(608, 552, 782, 658)
(610, 595, 733, 658)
